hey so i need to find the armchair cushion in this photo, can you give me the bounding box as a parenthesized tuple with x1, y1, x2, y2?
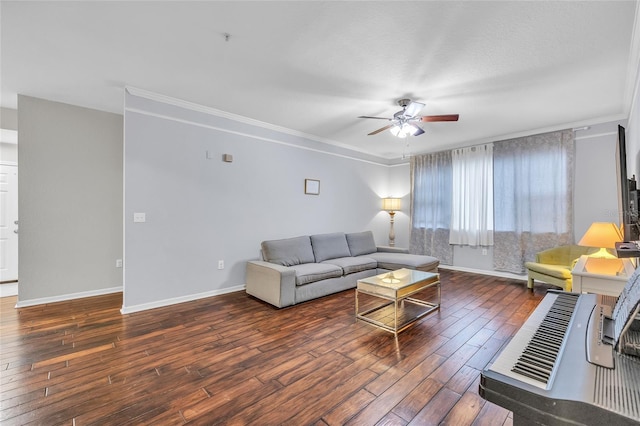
(524, 262, 573, 280)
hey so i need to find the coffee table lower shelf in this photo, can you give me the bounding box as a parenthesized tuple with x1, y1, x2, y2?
(356, 297, 439, 335)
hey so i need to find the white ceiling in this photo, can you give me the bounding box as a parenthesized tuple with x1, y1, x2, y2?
(2, 1, 639, 160)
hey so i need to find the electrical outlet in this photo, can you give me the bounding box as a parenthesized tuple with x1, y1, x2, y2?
(482, 248, 488, 255)
(218, 260, 224, 270)
(116, 259, 123, 268)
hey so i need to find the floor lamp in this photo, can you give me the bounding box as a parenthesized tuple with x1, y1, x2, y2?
(382, 198, 401, 247)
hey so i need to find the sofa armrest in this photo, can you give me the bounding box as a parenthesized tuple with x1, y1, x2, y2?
(377, 246, 410, 254)
(245, 260, 296, 308)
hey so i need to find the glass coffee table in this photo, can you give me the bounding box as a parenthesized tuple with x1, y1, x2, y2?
(355, 268, 440, 336)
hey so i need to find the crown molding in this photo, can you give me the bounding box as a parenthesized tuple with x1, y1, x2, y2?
(124, 86, 389, 163)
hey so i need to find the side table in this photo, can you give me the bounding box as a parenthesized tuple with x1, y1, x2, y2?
(571, 255, 636, 297)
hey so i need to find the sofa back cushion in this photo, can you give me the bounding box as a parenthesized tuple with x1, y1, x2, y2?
(346, 231, 377, 256)
(311, 232, 351, 262)
(261, 236, 315, 266)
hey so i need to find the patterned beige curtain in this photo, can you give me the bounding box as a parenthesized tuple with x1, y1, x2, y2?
(493, 129, 575, 274)
(410, 151, 454, 265)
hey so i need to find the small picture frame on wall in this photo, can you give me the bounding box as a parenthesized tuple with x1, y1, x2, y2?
(305, 179, 320, 195)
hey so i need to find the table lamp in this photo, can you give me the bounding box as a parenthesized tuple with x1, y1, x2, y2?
(578, 222, 623, 274)
(382, 198, 401, 247)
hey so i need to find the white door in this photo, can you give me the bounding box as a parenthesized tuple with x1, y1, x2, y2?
(0, 164, 18, 282)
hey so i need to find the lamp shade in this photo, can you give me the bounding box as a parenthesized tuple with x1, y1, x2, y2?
(382, 198, 401, 212)
(578, 222, 623, 249)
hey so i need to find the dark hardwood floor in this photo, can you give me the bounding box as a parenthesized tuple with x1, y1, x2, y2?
(0, 269, 552, 425)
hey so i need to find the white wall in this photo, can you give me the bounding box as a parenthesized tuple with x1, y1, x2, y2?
(122, 89, 393, 312)
(17, 96, 123, 305)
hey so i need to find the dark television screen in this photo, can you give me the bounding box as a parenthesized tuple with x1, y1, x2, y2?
(616, 125, 638, 241)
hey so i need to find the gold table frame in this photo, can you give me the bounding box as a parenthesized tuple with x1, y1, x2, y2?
(355, 268, 440, 336)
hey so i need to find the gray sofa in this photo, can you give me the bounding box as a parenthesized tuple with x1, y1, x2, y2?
(245, 231, 439, 308)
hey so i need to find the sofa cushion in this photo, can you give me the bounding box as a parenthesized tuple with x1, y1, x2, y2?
(369, 252, 439, 271)
(525, 262, 573, 280)
(291, 263, 343, 286)
(261, 236, 315, 267)
(346, 231, 377, 256)
(322, 256, 377, 275)
(311, 232, 351, 262)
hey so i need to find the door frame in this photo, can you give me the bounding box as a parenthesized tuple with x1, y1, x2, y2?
(0, 161, 18, 289)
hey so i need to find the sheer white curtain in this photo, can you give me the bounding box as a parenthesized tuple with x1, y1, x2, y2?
(410, 151, 453, 265)
(449, 144, 494, 246)
(493, 130, 574, 274)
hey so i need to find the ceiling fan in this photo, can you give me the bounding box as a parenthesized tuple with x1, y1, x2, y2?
(358, 99, 459, 138)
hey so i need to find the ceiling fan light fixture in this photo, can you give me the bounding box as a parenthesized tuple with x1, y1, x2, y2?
(389, 122, 418, 138)
(389, 125, 403, 138)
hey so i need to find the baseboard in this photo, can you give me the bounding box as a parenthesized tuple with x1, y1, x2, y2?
(438, 264, 527, 282)
(0, 282, 18, 297)
(15, 286, 123, 308)
(120, 284, 246, 314)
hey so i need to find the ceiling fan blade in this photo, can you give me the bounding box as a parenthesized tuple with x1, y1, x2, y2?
(411, 125, 425, 136)
(421, 114, 459, 122)
(368, 124, 393, 135)
(403, 101, 425, 118)
(358, 116, 391, 120)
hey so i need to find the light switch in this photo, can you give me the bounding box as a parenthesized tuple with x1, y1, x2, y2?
(133, 212, 146, 223)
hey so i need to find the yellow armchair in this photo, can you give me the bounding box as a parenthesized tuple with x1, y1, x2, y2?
(525, 245, 595, 292)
